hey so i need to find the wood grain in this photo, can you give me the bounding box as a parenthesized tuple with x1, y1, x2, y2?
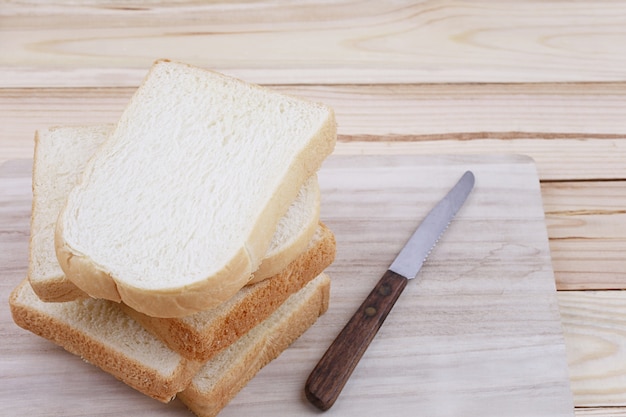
(1, 1, 624, 414)
(543, 182, 626, 290)
(5, 83, 626, 137)
(334, 139, 626, 181)
(560, 291, 626, 406)
(0, 155, 574, 416)
(3, 84, 626, 180)
(2, 1, 626, 87)
(575, 409, 626, 416)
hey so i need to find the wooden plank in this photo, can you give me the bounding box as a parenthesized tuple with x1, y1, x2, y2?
(334, 139, 626, 182)
(5, 83, 626, 138)
(5, 136, 625, 183)
(543, 182, 626, 290)
(2, 85, 626, 180)
(560, 291, 626, 407)
(0, 155, 574, 416)
(551, 239, 626, 290)
(283, 83, 626, 137)
(575, 409, 626, 416)
(2, 1, 626, 87)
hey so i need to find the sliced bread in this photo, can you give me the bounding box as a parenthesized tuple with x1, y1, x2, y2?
(252, 176, 321, 285)
(31, 123, 321, 302)
(179, 273, 330, 417)
(9, 278, 201, 402)
(55, 60, 336, 317)
(29, 125, 113, 302)
(122, 222, 335, 362)
(9, 273, 330, 409)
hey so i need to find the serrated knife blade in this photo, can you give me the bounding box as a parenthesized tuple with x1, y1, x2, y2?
(305, 170, 475, 411)
(389, 170, 475, 279)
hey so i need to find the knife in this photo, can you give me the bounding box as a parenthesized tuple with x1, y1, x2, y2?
(304, 170, 475, 411)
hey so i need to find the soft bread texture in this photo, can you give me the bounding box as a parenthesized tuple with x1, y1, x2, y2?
(9, 279, 201, 402)
(122, 222, 335, 362)
(29, 125, 112, 301)
(179, 273, 331, 417)
(56, 60, 336, 317)
(31, 124, 321, 302)
(9, 273, 330, 410)
(251, 175, 320, 285)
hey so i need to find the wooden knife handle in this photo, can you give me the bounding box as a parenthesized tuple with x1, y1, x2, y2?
(304, 269, 408, 411)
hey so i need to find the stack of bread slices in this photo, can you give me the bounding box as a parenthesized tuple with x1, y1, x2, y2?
(9, 60, 337, 417)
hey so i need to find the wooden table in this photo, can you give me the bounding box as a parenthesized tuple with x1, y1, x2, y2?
(1, 2, 626, 416)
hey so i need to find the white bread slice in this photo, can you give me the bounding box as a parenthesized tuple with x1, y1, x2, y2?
(31, 124, 321, 302)
(9, 273, 330, 408)
(252, 175, 321, 285)
(179, 273, 330, 417)
(56, 60, 336, 317)
(9, 278, 201, 402)
(123, 222, 335, 362)
(29, 123, 333, 365)
(29, 125, 112, 302)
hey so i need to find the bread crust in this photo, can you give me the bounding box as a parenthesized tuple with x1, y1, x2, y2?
(56, 224, 254, 316)
(9, 280, 202, 403)
(55, 60, 336, 318)
(250, 175, 321, 284)
(28, 128, 87, 302)
(29, 274, 87, 302)
(34, 122, 319, 304)
(122, 222, 335, 362)
(178, 273, 331, 417)
(9, 272, 330, 409)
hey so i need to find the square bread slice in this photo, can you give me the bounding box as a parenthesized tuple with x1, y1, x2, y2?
(31, 124, 321, 303)
(55, 60, 336, 317)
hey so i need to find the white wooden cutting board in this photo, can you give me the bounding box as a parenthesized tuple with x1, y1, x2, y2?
(0, 154, 574, 416)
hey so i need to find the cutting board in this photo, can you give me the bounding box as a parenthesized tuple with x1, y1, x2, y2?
(0, 154, 574, 417)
